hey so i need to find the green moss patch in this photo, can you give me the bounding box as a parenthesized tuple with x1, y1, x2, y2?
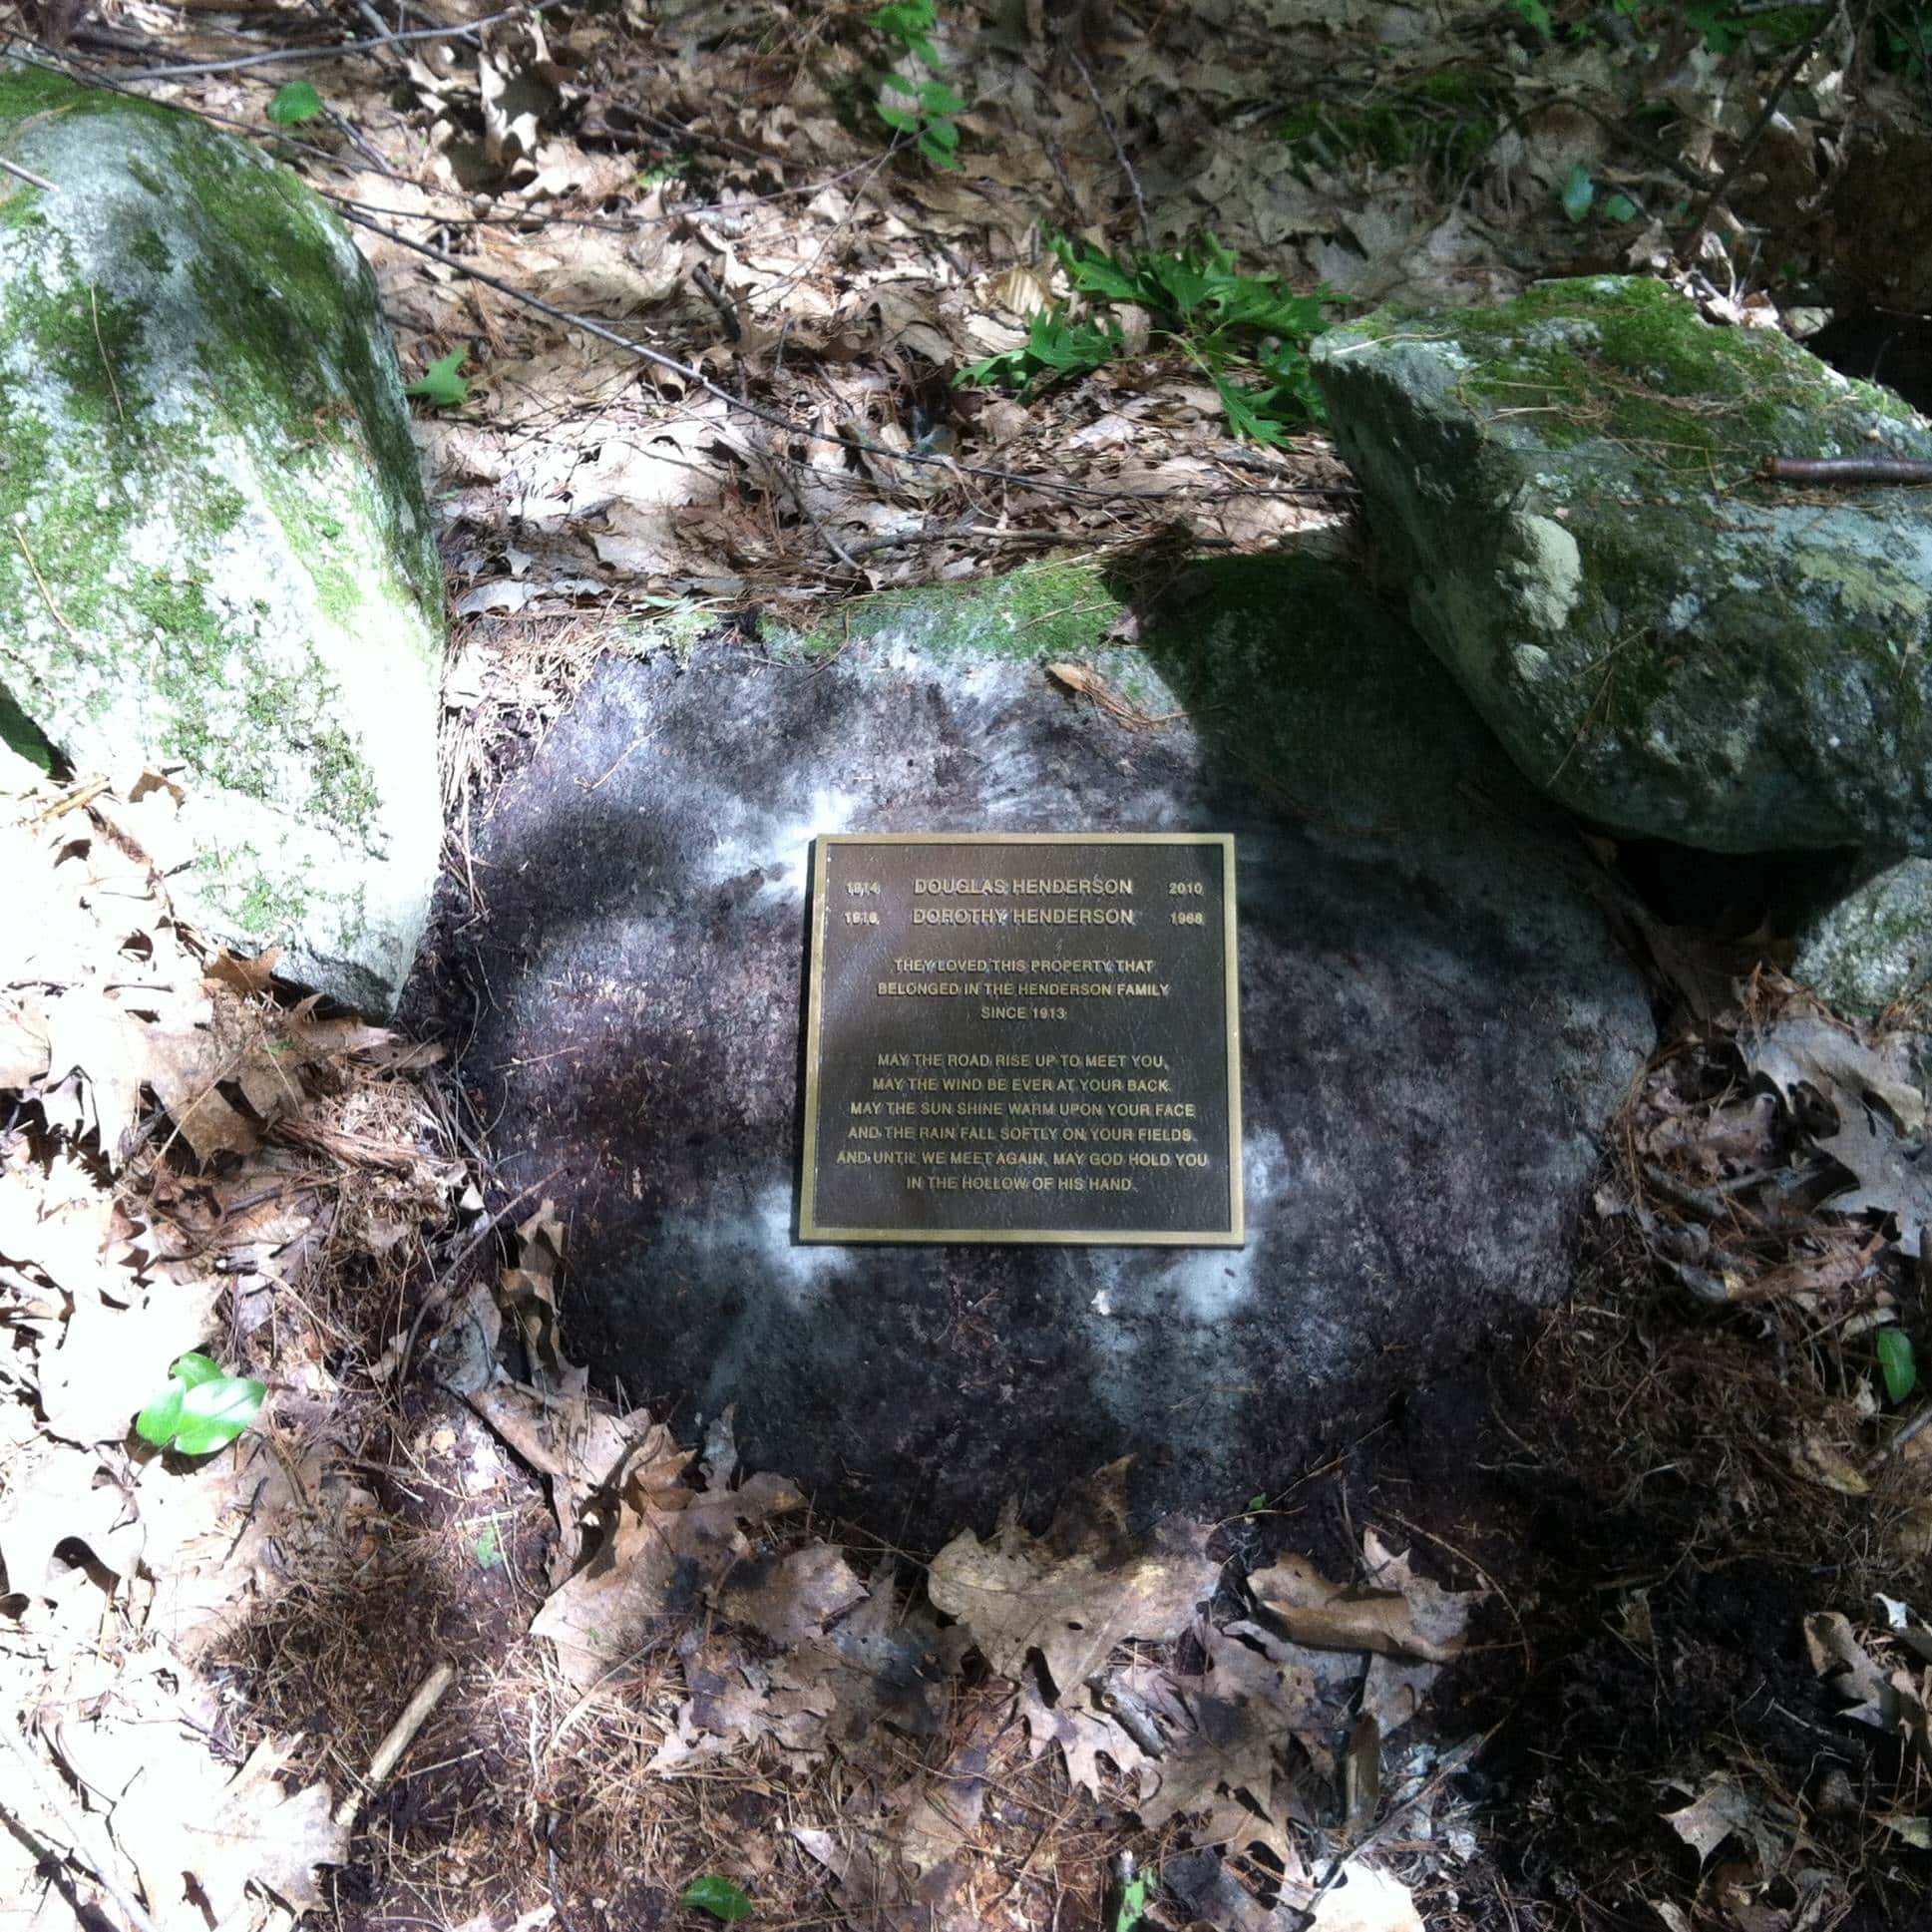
(796, 561, 1127, 664)
(1418, 277, 1923, 480)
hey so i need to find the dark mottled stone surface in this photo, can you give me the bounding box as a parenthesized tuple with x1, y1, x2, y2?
(442, 554, 1654, 1540)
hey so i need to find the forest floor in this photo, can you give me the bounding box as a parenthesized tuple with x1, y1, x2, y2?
(4, 3, 1932, 1932)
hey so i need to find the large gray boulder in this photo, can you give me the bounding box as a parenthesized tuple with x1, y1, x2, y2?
(0, 70, 442, 1013)
(441, 552, 1655, 1538)
(1311, 276, 1932, 857)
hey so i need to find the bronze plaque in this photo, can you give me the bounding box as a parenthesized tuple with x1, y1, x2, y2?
(800, 833, 1243, 1245)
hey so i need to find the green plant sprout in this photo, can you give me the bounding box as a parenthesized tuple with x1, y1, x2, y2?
(406, 349, 470, 409)
(266, 81, 325, 126)
(960, 232, 1331, 445)
(136, 1352, 265, 1456)
(869, 0, 965, 169)
(679, 1874, 753, 1921)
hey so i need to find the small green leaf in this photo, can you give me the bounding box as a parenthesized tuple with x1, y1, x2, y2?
(267, 81, 325, 126)
(1878, 1329, 1918, 1404)
(916, 79, 966, 114)
(1602, 193, 1641, 222)
(1115, 1870, 1151, 1932)
(406, 349, 470, 408)
(1512, 0, 1554, 34)
(918, 130, 961, 169)
(680, 1875, 753, 1922)
(135, 1384, 186, 1448)
(1213, 375, 1290, 446)
(136, 1354, 264, 1455)
(474, 1523, 504, 1569)
(1560, 161, 1596, 223)
(1247, 1493, 1268, 1512)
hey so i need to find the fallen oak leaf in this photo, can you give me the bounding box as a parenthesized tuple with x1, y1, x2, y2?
(1816, 1103, 1932, 1258)
(0, 990, 51, 1087)
(927, 1462, 1217, 1700)
(1741, 1013, 1926, 1135)
(103, 1732, 347, 1931)
(1249, 1536, 1478, 1666)
(38, 1283, 220, 1446)
(1662, 1769, 1791, 1870)
(532, 1460, 805, 1688)
(716, 1543, 867, 1650)
(498, 1199, 567, 1372)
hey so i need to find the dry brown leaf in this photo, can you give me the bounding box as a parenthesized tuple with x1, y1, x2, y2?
(1817, 1104, 1932, 1256)
(1741, 1012, 1925, 1134)
(1133, 1622, 1323, 1867)
(0, 989, 51, 1086)
(203, 945, 282, 998)
(533, 1462, 805, 1687)
(37, 1283, 220, 1446)
(1250, 1534, 1479, 1665)
(498, 1199, 567, 1371)
(717, 1543, 868, 1649)
(1788, 1430, 1870, 1495)
(0, 1450, 138, 1597)
(927, 1465, 1216, 1699)
(654, 1571, 963, 1770)
(104, 1732, 348, 1930)
(42, 987, 152, 1158)
(1662, 1770, 1790, 1869)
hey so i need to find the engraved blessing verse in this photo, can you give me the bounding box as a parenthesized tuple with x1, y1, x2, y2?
(800, 836, 1242, 1246)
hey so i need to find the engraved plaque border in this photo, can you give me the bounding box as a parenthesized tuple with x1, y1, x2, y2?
(799, 832, 1243, 1247)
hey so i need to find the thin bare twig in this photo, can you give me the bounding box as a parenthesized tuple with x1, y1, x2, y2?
(116, 1, 569, 82)
(89, 288, 125, 426)
(334, 1664, 458, 1829)
(848, 524, 1111, 558)
(1066, 45, 1150, 250)
(14, 530, 78, 640)
(1682, 0, 1843, 251)
(0, 153, 56, 192)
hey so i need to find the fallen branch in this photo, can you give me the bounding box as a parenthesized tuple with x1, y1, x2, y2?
(1067, 45, 1150, 250)
(1760, 455, 1932, 487)
(0, 153, 55, 192)
(333, 1663, 458, 1830)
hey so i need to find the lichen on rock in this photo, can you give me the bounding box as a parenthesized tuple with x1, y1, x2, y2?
(1792, 858, 1932, 1015)
(0, 68, 442, 1013)
(1311, 275, 1932, 857)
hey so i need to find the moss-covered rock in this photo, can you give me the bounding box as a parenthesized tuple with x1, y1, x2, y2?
(1311, 275, 1932, 855)
(0, 70, 442, 1012)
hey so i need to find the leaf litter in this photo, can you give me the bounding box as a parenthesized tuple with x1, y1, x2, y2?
(0, 760, 462, 1932)
(1525, 949, 1932, 1926)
